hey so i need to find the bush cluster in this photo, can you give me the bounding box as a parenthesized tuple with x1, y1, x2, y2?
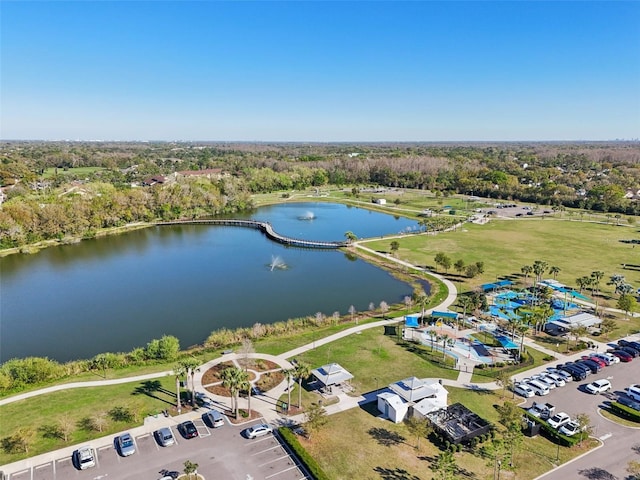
(0, 335, 180, 394)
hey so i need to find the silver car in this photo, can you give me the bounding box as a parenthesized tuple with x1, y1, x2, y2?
(115, 432, 136, 456)
(75, 446, 95, 470)
(155, 427, 175, 447)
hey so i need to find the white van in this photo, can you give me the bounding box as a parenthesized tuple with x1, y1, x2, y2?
(627, 384, 640, 401)
(526, 380, 550, 396)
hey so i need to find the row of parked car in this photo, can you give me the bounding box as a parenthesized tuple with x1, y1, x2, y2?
(513, 338, 640, 399)
(73, 409, 227, 471)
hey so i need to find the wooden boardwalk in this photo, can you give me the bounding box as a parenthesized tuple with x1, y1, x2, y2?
(156, 219, 348, 249)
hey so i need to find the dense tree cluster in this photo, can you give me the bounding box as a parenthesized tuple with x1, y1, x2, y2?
(0, 175, 252, 248)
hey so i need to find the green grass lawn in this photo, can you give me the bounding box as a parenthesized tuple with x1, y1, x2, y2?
(301, 386, 597, 480)
(0, 375, 184, 465)
(291, 326, 459, 396)
(362, 218, 640, 297)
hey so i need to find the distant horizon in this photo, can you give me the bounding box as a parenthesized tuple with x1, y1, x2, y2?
(2, 2, 639, 141)
(2, 138, 639, 145)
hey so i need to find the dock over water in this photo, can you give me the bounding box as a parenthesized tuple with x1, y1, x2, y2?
(156, 219, 348, 249)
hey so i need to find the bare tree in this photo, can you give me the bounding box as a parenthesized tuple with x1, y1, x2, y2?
(240, 338, 255, 370)
(379, 301, 389, 318)
(58, 415, 75, 443)
(348, 305, 357, 324)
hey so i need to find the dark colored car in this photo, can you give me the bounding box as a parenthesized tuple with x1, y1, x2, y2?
(557, 363, 587, 381)
(610, 350, 633, 362)
(115, 432, 136, 457)
(576, 359, 601, 373)
(582, 355, 606, 367)
(564, 361, 590, 375)
(619, 395, 640, 411)
(619, 346, 640, 358)
(618, 340, 640, 351)
(178, 421, 198, 439)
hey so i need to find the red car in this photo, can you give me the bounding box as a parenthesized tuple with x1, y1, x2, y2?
(583, 355, 606, 367)
(611, 350, 633, 362)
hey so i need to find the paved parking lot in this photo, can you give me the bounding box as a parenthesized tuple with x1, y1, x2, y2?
(6, 418, 309, 480)
(520, 357, 640, 480)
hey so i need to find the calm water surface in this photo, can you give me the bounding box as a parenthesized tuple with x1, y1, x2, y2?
(0, 203, 422, 362)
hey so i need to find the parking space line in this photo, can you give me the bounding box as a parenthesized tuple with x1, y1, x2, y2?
(245, 435, 275, 447)
(251, 445, 282, 456)
(265, 464, 303, 479)
(34, 462, 52, 470)
(258, 454, 291, 467)
(12, 469, 29, 476)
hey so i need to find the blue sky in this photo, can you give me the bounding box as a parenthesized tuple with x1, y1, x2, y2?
(1, 1, 639, 141)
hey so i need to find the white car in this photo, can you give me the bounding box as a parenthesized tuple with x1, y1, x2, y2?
(559, 420, 582, 436)
(585, 379, 612, 395)
(544, 373, 566, 387)
(548, 412, 571, 429)
(75, 446, 95, 470)
(526, 380, 550, 396)
(245, 423, 273, 439)
(513, 383, 535, 398)
(547, 368, 573, 382)
(534, 374, 557, 389)
(598, 352, 620, 364)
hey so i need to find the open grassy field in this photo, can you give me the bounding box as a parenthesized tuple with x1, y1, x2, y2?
(362, 217, 639, 296)
(0, 375, 181, 464)
(290, 326, 459, 396)
(301, 386, 597, 480)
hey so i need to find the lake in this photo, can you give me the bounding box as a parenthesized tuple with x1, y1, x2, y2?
(0, 202, 424, 362)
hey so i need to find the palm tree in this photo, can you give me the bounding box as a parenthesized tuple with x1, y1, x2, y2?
(294, 362, 311, 409)
(458, 296, 475, 321)
(591, 270, 604, 296)
(344, 231, 357, 244)
(520, 265, 533, 286)
(221, 367, 248, 420)
(414, 289, 430, 323)
(239, 375, 252, 418)
(549, 266, 561, 279)
(576, 275, 591, 293)
(283, 368, 295, 412)
(515, 322, 530, 359)
(180, 357, 200, 406)
(173, 363, 187, 412)
(428, 330, 439, 351)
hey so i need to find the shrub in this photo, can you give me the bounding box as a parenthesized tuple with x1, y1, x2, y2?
(522, 411, 581, 447)
(278, 427, 331, 480)
(610, 402, 640, 422)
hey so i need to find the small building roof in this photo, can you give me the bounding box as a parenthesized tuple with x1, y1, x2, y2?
(413, 397, 442, 416)
(405, 315, 420, 327)
(390, 377, 438, 403)
(311, 363, 354, 387)
(549, 312, 602, 329)
(378, 392, 405, 409)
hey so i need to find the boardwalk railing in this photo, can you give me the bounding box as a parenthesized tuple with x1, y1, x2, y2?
(156, 219, 348, 249)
